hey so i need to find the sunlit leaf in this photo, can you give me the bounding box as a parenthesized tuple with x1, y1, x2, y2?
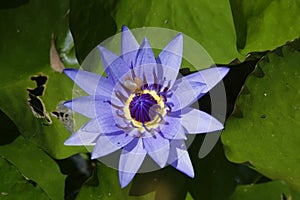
(222, 45, 300, 191)
(0, 136, 66, 199)
(70, 0, 244, 66)
(77, 163, 155, 200)
(0, 0, 86, 158)
(229, 181, 300, 200)
(230, 0, 300, 54)
(0, 158, 48, 199)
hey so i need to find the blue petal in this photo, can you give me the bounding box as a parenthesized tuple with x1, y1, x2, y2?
(63, 68, 113, 96)
(98, 46, 131, 83)
(169, 67, 229, 111)
(143, 133, 169, 168)
(135, 37, 156, 67)
(133, 37, 157, 84)
(168, 140, 194, 178)
(193, 67, 230, 94)
(64, 125, 100, 146)
(169, 79, 206, 112)
(91, 131, 135, 159)
(95, 104, 126, 134)
(157, 33, 183, 88)
(63, 96, 106, 119)
(80, 118, 101, 132)
(160, 116, 187, 140)
(180, 107, 223, 133)
(119, 138, 146, 188)
(120, 25, 139, 67)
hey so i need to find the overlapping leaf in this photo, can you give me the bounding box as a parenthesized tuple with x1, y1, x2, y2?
(230, 0, 300, 54)
(70, 0, 244, 65)
(0, 0, 86, 158)
(229, 181, 300, 200)
(0, 136, 66, 199)
(77, 163, 155, 200)
(0, 158, 48, 199)
(222, 45, 300, 191)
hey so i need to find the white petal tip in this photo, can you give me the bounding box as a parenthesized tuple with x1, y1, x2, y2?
(119, 171, 135, 188)
(91, 154, 98, 160)
(64, 138, 79, 146)
(97, 45, 105, 52)
(217, 67, 230, 77)
(209, 118, 224, 132)
(187, 171, 195, 178)
(150, 151, 168, 169)
(174, 33, 183, 42)
(120, 181, 130, 188)
(141, 37, 151, 47)
(63, 141, 72, 146)
(120, 183, 128, 189)
(171, 148, 195, 178)
(157, 161, 167, 168)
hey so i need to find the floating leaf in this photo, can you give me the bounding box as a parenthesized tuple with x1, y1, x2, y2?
(70, 0, 244, 65)
(0, 158, 48, 199)
(0, 0, 86, 158)
(230, 0, 300, 54)
(50, 33, 65, 73)
(77, 163, 155, 200)
(0, 136, 66, 199)
(229, 181, 300, 200)
(222, 45, 300, 191)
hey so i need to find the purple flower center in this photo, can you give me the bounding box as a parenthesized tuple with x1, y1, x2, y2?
(129, 93, 158, 123)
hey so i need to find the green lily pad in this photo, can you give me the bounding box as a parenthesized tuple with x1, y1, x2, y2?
(222, 45, 300, 191)
(229, 181, 300, 200)
(185, 192, 194, 200)
(230, 0, 300, 54)
(0, 157, 48, 199)
(69, 0, 117, 63)
(70, 0, 244, 65)
(77, 163, 155, 200)
(0, 136, 66, 199)
(0, 0, 86, 158)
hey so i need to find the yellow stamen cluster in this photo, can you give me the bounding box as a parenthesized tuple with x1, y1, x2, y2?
(124, 89, 166, 133)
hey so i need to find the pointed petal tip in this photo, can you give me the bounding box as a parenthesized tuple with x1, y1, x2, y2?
(97, 45, 112, 57)
(158, 32, 183, 60)
(185, 168, 195, 178)
(158, 161, 167, 168)
(96, 45, 105, 52)
(143, 135, 170, 168)
(91, 152, 99, 160)
(121, 25, 129, 32)
(141, 37, 149, 46)
(63, 139, 72, 146)
(62, 100, 72, 108)
(120, 179, 130, 188)
(170, 147, 195, 178)
(174, 32, 183, 42)
(63, 137, 79, 146)
(152, 153, 168, 168)
(62, 68, 72, 74)
(63, 68, 77, 78)
(217, 121, 224, 130)
(207, 114, 225, 133)
(217, 67, 230, 77)
(120, 181, 129, 188)
(119, 171, 135, 188)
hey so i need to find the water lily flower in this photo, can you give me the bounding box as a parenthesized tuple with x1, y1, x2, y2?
(63, 25, 229, 188)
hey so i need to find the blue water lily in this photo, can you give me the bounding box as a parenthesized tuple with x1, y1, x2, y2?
(63, 26, 229, 188)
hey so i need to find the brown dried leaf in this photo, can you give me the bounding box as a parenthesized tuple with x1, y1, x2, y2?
(50, 33, 65, 73)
